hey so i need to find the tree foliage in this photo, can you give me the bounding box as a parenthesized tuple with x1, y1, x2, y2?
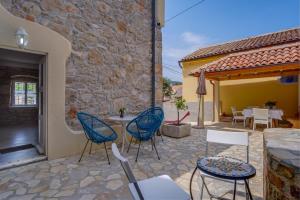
(163, 78, 174, 98)
(174, 97, 188, 125)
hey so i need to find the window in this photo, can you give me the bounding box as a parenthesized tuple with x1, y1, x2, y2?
(12, 81, 37, 107)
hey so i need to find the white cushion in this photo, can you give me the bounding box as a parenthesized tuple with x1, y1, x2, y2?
(129, 175, 190, 200)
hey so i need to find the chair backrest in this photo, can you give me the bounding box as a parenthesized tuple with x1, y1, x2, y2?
(206, 129, 249, 162)
(127, 112, 161, 140)
(111, 143, 144, 200)
(77, 112, 113, 142)
(231, 106, 237, 116)
(136, 113, 160, 132)
(139, 107, 164, 122)
(253, 108, 269, 120)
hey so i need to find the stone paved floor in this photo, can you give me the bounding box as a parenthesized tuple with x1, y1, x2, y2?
(0, 122, 263, 200)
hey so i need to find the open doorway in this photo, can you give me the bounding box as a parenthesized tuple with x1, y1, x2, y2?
(0, 48, 47, 167)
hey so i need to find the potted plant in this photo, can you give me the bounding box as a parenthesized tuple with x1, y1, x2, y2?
(162, 97, 191, 138)
(119, 107, 126, 118)
(265, 101, 277, 109)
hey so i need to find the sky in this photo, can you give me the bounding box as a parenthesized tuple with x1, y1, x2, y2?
(162, 0, 300, 81)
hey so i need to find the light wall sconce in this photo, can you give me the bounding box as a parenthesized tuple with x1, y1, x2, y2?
(16, 27, 28, 48)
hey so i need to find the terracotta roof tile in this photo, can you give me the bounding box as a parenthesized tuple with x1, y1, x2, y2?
(181, 28, 300, 62)
(191, 42, 300, 74)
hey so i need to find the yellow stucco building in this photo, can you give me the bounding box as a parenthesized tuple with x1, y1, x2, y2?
(180, 28, 300, 124)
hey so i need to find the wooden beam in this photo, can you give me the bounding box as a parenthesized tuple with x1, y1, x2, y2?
(206, 69, 300, 81)
(192, 62, 300, 78)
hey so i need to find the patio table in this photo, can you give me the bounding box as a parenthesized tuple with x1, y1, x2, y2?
(190, 156, 256, 200)
(108, 115, 136, 152)
(242, 108, 283, 127)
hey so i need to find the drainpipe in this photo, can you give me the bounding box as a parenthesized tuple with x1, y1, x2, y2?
(151, 0, 156, 107)
(210, 80, 215, 121)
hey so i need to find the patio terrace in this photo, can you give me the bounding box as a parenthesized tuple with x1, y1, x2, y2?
(0, 122, 263, 200)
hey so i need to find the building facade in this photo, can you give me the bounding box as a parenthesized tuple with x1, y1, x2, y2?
(0, 0, 163, 159)
(180, 28, 300, 122)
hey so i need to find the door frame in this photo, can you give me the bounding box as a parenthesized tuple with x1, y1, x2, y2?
(0, 45, 48, 156)
(36, 55, 48, 156)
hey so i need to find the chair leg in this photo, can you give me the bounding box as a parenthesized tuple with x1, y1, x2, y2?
(233, 180, 237, 200)
(200, 179, 204, 200)
(135, 140, 141, 162)
(157, 129, 164, 142)
(189, 167, 198, 200)
(127, 136, 133, 153)
(78, 139, 89, 162)
(103, 142, 110, 165)
(253, 122, 255, 130)
(200, 176, 213, 200)
(89, 142, 93, 154)
(245, 180, 249, 200)
(244, 179, 253, 200)
(151, 137, 160, 160)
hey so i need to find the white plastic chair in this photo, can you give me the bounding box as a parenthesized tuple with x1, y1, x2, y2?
(231, 106, 246, 127)
(111, 143, 190, 200)
(198, 130, 250, 200)
(252, 108, 272, 130)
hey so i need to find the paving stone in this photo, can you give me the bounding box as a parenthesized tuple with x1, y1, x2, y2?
(106, 180, 123, 191)
(15, 187, 26, 195)
(49, 179, 61, 190)
(26, 180, 40, 188)
(0, 191, 14, 200)
(80, 176, 95, 188)
(40, 190, 58, 197)
(54, 189, 75, 197)
(106, 174, 121, 180)
(79, 194, 96, 200)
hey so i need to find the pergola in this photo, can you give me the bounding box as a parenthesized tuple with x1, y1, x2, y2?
(190, 42, 300, 123)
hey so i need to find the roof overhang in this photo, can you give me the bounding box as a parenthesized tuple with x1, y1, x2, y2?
(190, 42, 300, 80)
(192, 63, 300, 80)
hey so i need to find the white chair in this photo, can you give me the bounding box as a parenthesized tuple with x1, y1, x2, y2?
(194, 130, 250, 200)
(231, 106, 246, 127)
(252, 108, 272, 130)
(111, 143, 190, 200)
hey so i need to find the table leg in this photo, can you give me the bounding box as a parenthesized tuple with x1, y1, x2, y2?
(244, 179, 253, 200)
(189, 167, 198, 200)
(121, 123, 125, 152)
(249, 118, 253, 129)
(233, 180, 236, 200)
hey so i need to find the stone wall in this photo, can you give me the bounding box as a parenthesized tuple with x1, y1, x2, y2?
(0, 66, 38, 126)
(264, 129, 300, 200)
(0, 0, 162, 129)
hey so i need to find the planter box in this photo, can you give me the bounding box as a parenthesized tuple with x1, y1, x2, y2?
(162, 123, 191, 138)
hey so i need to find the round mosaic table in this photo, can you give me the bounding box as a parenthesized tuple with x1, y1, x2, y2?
(189, 156, 256, 200)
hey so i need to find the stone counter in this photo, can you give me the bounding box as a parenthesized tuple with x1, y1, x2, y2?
(263, 128, 300, 200)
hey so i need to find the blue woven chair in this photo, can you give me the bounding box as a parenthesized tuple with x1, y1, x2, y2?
(77, 112, 118, 164)
(126, 113, 161, 162)
(138, 107, 164, 142)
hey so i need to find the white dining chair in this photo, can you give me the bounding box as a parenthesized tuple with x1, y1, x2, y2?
(231, 106, 246, 127)
(195, 130, 250, 200)
(111, 143, 190, 200)
(252, 108, 272, 130)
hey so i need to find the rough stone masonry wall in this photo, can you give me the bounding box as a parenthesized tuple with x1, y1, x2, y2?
(0, 0, 162, 129)
(264, 130, 300, 200)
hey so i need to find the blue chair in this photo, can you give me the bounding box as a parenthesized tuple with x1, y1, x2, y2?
(138, 107, 164, 142)
(77, 112, 118, 164)
(126, 113, 161, 162)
